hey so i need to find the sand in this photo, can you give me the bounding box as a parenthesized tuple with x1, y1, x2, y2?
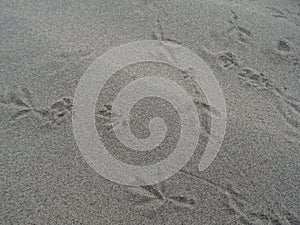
(1, 0, 299, 224)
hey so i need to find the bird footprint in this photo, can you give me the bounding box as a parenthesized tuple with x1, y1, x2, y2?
(129, 184, 196, 212)
(0, 86, 37, 121)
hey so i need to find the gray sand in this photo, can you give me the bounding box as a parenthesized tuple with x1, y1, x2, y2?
(1, 0, 299, 224)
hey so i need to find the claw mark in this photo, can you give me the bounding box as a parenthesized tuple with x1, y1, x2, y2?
(41, 97, 73, 126)
(231, 10, 239, 20)
(96, 104, 122, 130)
(181, 69, 221, 120)
(237, 68, 273, 89)
(248, 212, 281, 225)
(266, 6, 287, 18)
(272, 88, 300, 131)
(0, 86, 73, 126)
(168, 195, 196, 208)
(218, 52, 239, 69)
(140, 185, 165, 200)
(10, 109, 32, 120)
(129, 182, 196, 212)
(152, 20, 182, 44)
(180, 169, 299, 225)
(0, 86, 39, 121)
(234, 65, 300, 131)
(227, 12, 253, 44)
(277, 39, 291, 52)
(179, 169, 257, 224)
(5, 87, 32, 108)
(266, 6, 300, 27)
(129, 185, 164, 200)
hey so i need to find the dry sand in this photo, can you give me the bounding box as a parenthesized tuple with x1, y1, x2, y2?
(1, 0, 300, 224)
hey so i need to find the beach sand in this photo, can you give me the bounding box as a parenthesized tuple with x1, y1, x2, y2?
(1, 0, 299, 224)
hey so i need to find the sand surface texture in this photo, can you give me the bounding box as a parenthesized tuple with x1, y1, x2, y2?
(1, 0, 300, 224)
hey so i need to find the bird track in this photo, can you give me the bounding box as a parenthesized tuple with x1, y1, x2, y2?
(227, 11, 254, 45)
(96, 103, 123, 131)
(179, 169, 299, 225)
(152, 19, 182, 44)
(128, 182, 196, 212)
(0, 86, 73, 127)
